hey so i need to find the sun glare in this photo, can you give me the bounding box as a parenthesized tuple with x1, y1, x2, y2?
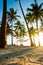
(7, 31, 43, 46)
(34, 32, 43, 46)
(39, 32, 43, 46)
(34, 35, 39, 46)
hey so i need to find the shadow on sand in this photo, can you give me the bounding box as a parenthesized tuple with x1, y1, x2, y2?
(0, 47, 34, 61)
(7, 63, 21, 65)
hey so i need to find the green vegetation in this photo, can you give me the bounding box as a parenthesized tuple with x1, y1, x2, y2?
(0, 0, 43, 48)
(14, 21, 26, 45)
(26, 0, 43, 46)
(7, 8, 20, 45)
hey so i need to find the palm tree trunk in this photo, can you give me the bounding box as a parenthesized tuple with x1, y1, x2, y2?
(16, 37, 18, 45)
(29, 34, 34, 46)
(33, 35, 36, 46)
(20, 31, 21, 45)
(11, 22, 13, 46)
(0, 0, 7, 48)
(36, 18, 40, 47)
(18, 0, 33, 46)
(20, 38, 21, 45)
(11, 35, 13, 46)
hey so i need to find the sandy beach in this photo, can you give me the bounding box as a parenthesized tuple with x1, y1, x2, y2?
(0, 46, 43, 65)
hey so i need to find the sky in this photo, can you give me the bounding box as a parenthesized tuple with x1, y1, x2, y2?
(0, 0, 43, 23)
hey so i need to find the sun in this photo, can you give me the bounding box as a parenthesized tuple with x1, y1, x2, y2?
(7, 31, 43, 46)
(34, 32, 43, 46)
(39, 32, 43, 46)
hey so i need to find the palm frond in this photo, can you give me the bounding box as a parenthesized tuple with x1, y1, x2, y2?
(27, 8, 33, 12)
(34, 0, 37, 5)
(39, 3, 43, 9)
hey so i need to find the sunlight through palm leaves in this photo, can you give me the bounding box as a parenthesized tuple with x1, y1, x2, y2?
(14, 21, 26, 45)
(26, 0, 43, 46)
(7, 8, 20, 45)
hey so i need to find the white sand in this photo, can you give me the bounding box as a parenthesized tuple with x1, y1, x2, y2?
(0, 46, 43, 65)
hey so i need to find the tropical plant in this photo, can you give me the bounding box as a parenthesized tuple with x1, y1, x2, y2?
(27, 0, 43, 29)
(15, 0, 34, 46)
(6, 23, 14, 36)
(26, 0, 43, 46)
(14, 21, 26, 45)
(0, 23, 1, 29)
(0, 0, 7, 48)
(7, 8, 20, 45)
(6, 23, 16, 45)
(15, 0, 28, 26)
(26, 13, 36, 46)
(29, 27, 37, 46)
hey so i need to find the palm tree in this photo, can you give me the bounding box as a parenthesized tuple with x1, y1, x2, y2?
(14, 21, 26, 45)
(0, 24, 1, 31)
(7, 8, 20, 45)
(15, 0, 34, 46)
(0, 22, 1, 29)
(21, 23, 26, 38)
(6, 23, 16, 45)
(6, 23, 14, 36)
(26, 0, 43, 46)
(15, 0, 28, 26)
(14, 21, 21, 45)
(0, 0, 7, 48)
(26, 12, 36, 46)
(19, 23, 26, 45)
(29, 27, 37, 46)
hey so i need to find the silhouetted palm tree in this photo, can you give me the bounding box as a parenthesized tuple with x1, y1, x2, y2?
(7, 8, 20, 45)
(29, 27, 36, 46)
(6, 23, 14, 36)
(26, 12, 35, 46)
(6, 23, 16, 45)
(27, 0, 43, 29)
(21, 23, 26, 38)
(14, 21, 26, 45)
(0, 0, 7, 48)
(26, 0, 43, 46)
(15, 0, 34, 46)
(0, 22, 1, 28)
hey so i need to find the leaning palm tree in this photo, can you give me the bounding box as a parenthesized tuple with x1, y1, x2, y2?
(0, 0, 7, 48)
(29, 27, 37, 46)
(26, 12, 36, 46)
(7, 8, 20, 45)
(26, 0, 43, 46)
(15, 0, 34, 46)
(15, 0, 28, 27)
